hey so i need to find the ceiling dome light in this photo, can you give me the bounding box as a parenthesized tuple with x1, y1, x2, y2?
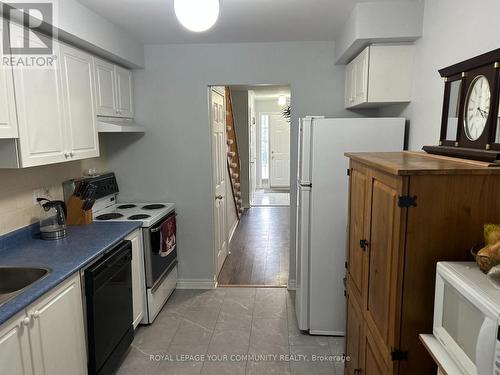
(174, 0, 220, 32)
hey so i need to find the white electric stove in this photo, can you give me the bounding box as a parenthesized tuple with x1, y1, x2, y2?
(93, 200, 175, 227)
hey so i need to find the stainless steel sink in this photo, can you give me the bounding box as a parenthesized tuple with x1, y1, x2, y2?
(0, 267, 50, 306)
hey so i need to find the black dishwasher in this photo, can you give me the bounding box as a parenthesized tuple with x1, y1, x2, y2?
(85, 240, 134, 375)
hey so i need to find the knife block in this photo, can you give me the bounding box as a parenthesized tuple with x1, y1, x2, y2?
(66, 195, 93, 225)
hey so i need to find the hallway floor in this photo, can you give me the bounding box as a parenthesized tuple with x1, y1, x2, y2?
(252, 189, 290, 206)
(218, 207, 289, 286)
(117, 288, 345, 375)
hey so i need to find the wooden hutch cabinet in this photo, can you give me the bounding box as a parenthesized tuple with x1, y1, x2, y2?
(344, 152, 500, 375)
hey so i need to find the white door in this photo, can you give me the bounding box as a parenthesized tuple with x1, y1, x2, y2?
(211, 88, 228, 276)
(270, 114, 290, 188)
(11, 25, 67, 167)
(28, 274, 87, 375)
(60, 44, 99, 160)
(127, 229, 146, 328)
(115, 66, 134, 118)
(0, 21, 18, 138)
(249, 120, 257, 205)
(0, 311, 33, 375)
(94, 58, 117, 117)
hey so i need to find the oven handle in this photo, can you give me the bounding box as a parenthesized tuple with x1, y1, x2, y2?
(150, 213, 177, 233)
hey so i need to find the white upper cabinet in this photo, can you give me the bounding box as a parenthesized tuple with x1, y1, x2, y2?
(0, 22, 18, 138)
(60, 43, 99, 160)
(94, 58, 134, 118)
(116, 66, 134, 118)
(345, 44, 415, 108)
(11, 24, 68, 167)
(94, 58, 117, 117)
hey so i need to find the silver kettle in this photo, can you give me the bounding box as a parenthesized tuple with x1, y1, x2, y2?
(37, 198, 67, 240)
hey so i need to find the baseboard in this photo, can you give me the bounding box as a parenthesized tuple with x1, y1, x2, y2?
(287, 279, 296, 290)
(228, 219, 238, 243)
(176, 279, 217, 289)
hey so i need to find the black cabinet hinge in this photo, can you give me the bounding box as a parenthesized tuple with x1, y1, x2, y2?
(398, 195, 417, 208)
(391, 349, 408, 361)
(347, 168, 351, 176)
(345, 261, 348, 269)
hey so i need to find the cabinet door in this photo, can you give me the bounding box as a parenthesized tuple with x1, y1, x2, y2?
(11, 24, 67, 167)
(115, 66, 134, 118)
(127, 229, 146, 328)
(28, 274, 86, 375)
(354, 47, 369, 105)
(94, 58, 117, 117)
(347, 166, 368, 303)
(0, 311, 33, 375)
(60, 44, 99, 160)
(345, 62, 354, 108)
(0, 21, 18, 138)
(345, 290, 364, 375)
(362, 327, 390, 375)
(365, 173, 404, 367)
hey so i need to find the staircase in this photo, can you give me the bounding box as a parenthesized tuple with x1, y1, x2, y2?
(225, 87, 244, 218)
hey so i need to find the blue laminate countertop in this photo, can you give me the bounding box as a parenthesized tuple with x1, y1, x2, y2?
(0, 221, 142, 325)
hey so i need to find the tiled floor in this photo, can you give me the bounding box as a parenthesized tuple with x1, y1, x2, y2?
(252, 190, 290, 206)
(218, 207, 289, 286)
(117, 288, 345, 375)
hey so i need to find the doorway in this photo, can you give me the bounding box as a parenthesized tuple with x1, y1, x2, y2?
(211, 85, 291, 287)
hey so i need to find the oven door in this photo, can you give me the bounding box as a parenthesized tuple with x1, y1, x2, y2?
(143, 211, 177, 288)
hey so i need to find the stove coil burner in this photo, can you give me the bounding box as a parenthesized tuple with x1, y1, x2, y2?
(96, 213, 124, 220)
(117, 204, 137, 209)
(142, 204, 166, 210)
(128, 214, 151, 220)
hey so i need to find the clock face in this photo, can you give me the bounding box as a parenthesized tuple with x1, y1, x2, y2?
(464, 75, 491, 141)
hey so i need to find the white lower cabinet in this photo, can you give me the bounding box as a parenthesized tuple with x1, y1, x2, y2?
(0, 310, 33, 375)
(0, 273, 87, 375)
(127, 229, 146, 329)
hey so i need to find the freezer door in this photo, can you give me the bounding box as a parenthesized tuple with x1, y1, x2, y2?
(295, 185, 311, 331)
(297, 118, 312, 185)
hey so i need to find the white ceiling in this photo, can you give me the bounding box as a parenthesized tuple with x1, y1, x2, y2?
(77, 0, 395, 44)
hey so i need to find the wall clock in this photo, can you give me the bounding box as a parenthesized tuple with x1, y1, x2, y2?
(423, 48, 500, 163)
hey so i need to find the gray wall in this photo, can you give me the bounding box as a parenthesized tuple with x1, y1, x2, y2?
(379, 0, 500, 150)
(231, 90, 250, 208)
(106, 41, 370, 285)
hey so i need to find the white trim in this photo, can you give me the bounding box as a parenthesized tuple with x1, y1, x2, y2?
(287, 279, 296, 290)
(309, 329, 345, 336)
(228, 219, 239, 243)
(176, 279, 217, 290)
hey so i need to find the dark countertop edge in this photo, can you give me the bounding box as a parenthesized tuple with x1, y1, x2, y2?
(0, 221, 142, 326)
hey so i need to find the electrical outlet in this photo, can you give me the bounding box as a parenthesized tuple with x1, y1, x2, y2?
(32, 187, 51, 205)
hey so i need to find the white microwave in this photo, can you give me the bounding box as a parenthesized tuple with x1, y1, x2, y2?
(433, 262, 500, 375)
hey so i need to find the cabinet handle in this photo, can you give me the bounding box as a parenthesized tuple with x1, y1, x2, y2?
(64, 152, 69, 158)
(32, 310, 40, 319)
(69, 152, 74, 157)
(359, 239, 369, 251)
(21, 317, 31, 326)
(354, 369, 362, 374)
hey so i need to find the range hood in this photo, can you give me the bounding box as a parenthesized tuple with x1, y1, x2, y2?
(98, 117, 145, 133)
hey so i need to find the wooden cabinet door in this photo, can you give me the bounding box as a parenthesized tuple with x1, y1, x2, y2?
(94, 58, 117, 117)
(115, 65, 134, 118)
(28, 274, 86, 375)
(345, 288, 364, 375)
(127, 229, 146, 328)
(60, 43, 99, 160)
(0, 21, 18, 138)
(0, 311, 33, 375)
(365, 172, 405, 367)
(11, 24, 67, 167)
(362, 327, 390, 375)
(347, 166, 368, 303)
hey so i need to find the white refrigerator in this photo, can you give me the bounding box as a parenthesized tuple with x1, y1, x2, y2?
(295, 117, 406, 335)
